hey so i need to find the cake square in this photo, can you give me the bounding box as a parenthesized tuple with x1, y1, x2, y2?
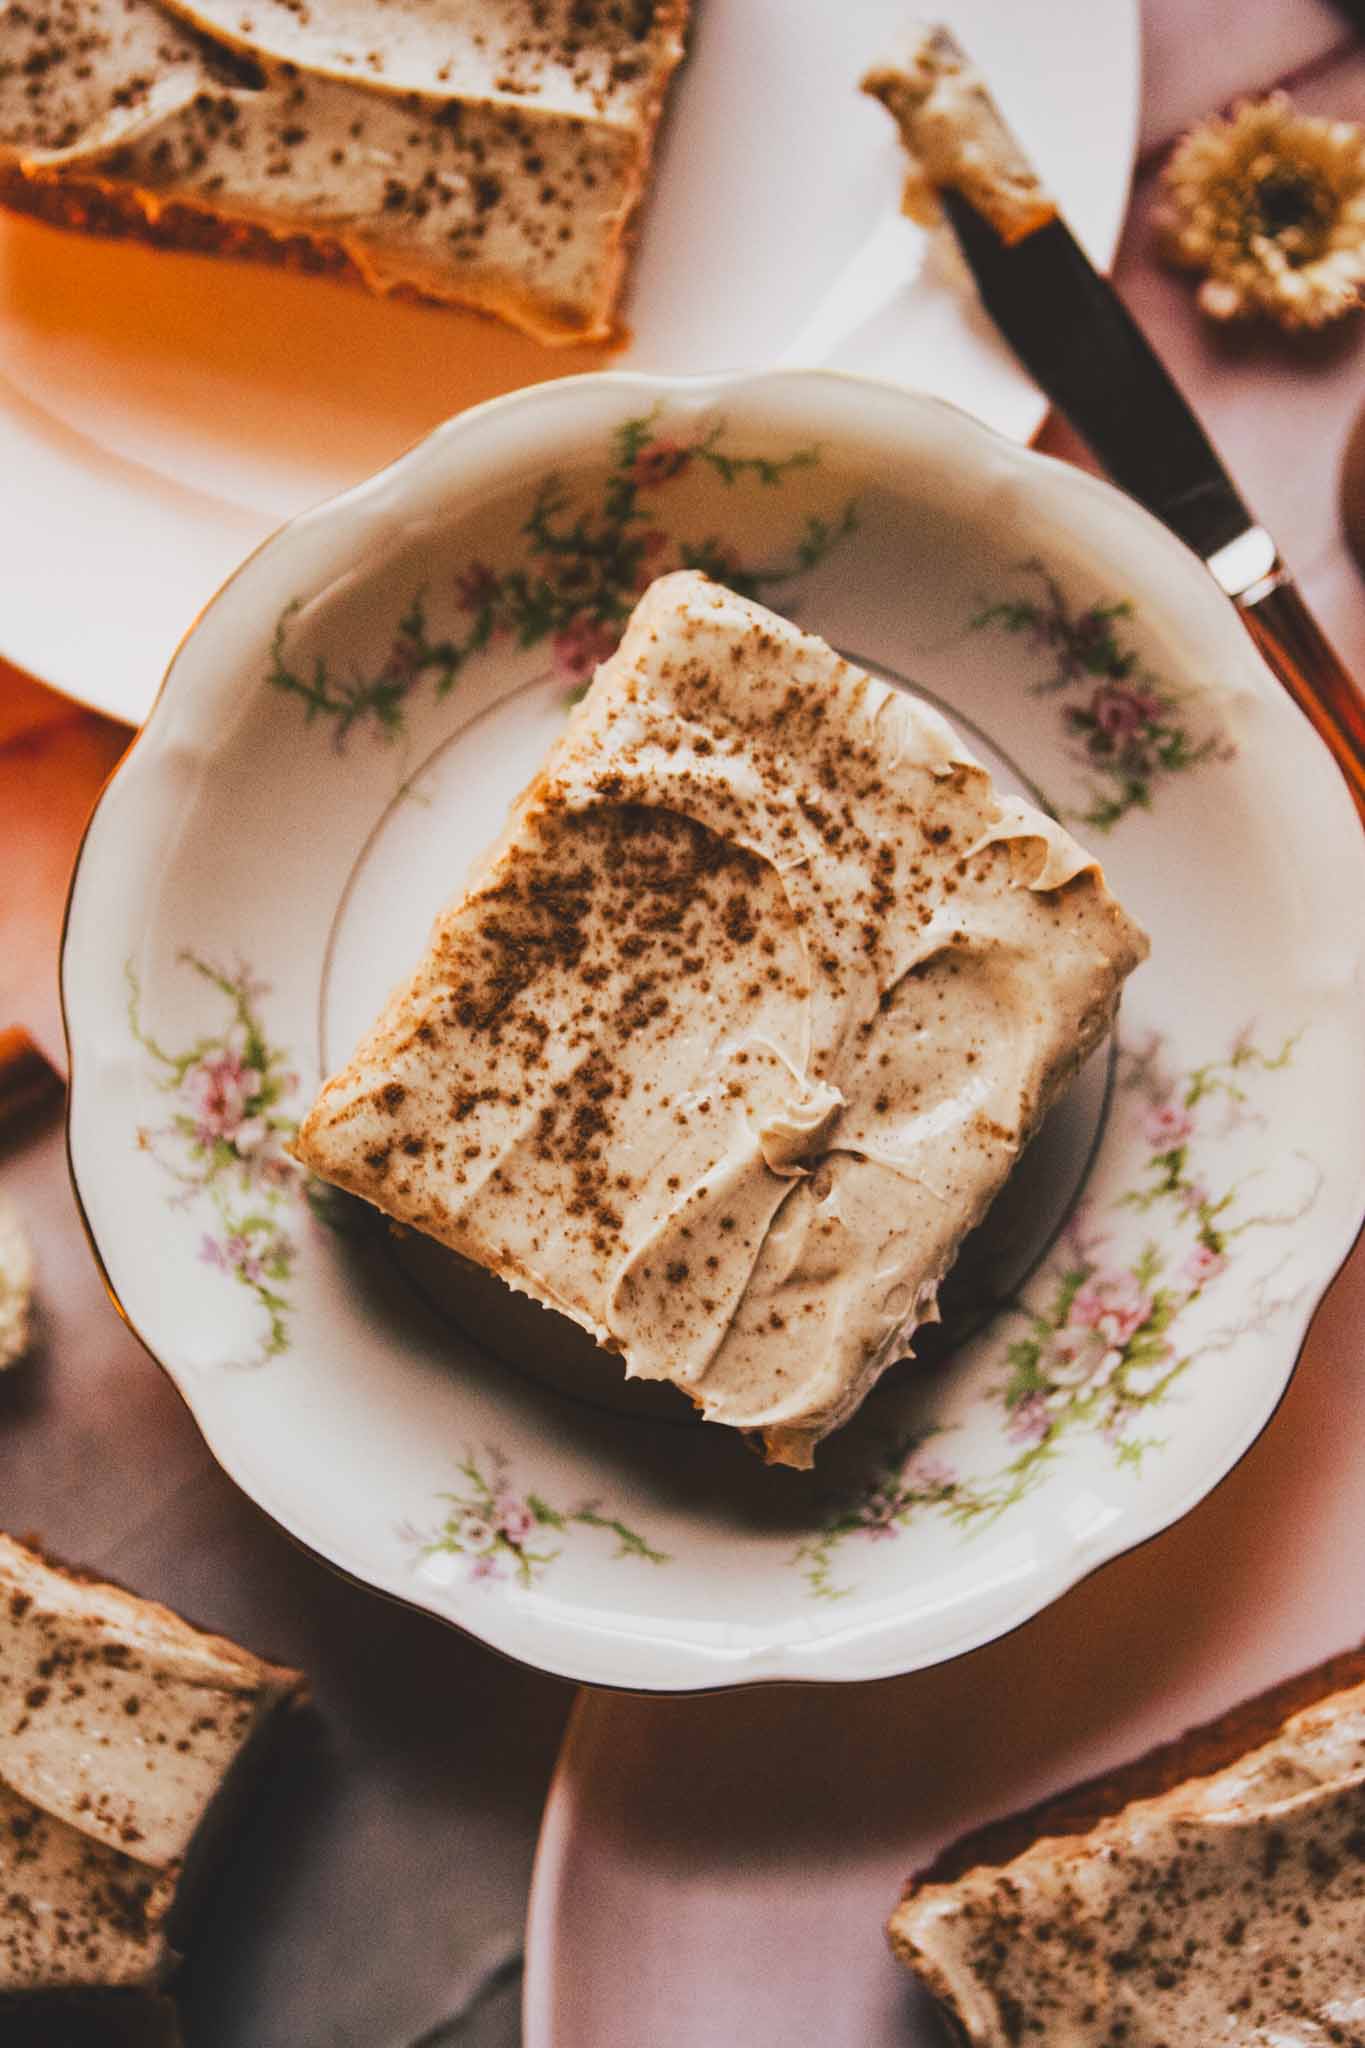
(0, 1534, 304, 2006)
(294, 571, 1148, 1466)
(889, 1649, 1365, 2044)
(0, 0, 690, 344)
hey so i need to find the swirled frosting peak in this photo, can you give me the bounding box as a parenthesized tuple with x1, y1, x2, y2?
(294, 571, 1148, 1465)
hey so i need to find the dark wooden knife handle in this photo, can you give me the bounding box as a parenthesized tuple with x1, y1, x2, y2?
(1236, 577, 1365, 823)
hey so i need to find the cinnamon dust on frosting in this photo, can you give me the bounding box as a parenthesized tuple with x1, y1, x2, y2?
(294, 572, 1148, 1465)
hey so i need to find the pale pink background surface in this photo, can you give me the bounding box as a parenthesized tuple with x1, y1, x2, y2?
(2, 3, 1364, 2045)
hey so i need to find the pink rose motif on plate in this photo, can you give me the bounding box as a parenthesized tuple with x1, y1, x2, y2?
(1144, 1101, 1195, 1150)
(553, 615, 621, 683)
(456, 1513, 495, 1553)
(848, 1480, 901, 1538)
(454, 561, 501, 612)
(900, 1448, 957, 1494)
(797, 1028, 1301, 1600)
(227, 1233, 262, 1283)
(132, 953, 305, 1362)
(1088, 679, 1163, 747)
(1044, 1324, 1121, 1395)
(1068, 1271, 1152, 1349)
(1006, 1392, 1052, 1446)
(972, 565, 1229, 829)
(498, 1499, 536, 1545)
(1183, 1242, 1228, 1288)
(628, 437, 692, 487)
(199, 1229, 289, 1288)
(417, 1450, 666, 1590)
(188, 1047, 261, 1148)
(268, 410, 850, 742)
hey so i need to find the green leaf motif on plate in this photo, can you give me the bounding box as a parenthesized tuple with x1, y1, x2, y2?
(410, 1445, 669, 1590)
(973, 563, 1233, 829)
(796, 1029, 1307, 1599)
(129, 952, 306, 1363)
(267, 408, 858, 742)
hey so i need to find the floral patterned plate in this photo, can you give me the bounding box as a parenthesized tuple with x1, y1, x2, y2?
(62, 370, 1365, 1689)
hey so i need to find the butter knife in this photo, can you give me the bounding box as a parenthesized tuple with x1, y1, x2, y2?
(863, 28, 1365, 819)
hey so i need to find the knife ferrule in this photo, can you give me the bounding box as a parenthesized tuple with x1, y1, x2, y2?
(1206, 526, 1280, 604)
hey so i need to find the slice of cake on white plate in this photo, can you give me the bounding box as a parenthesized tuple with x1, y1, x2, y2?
(0, 0, 690, 344)
(294, 570, 1148, 1467)
(0, 1534, 304, 2024)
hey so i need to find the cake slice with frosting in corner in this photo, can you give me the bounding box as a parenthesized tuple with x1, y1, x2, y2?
(294, 570, 1148, 1466)
(889, 1646, 1365, 2044)
(0, 1533, 305, 2030)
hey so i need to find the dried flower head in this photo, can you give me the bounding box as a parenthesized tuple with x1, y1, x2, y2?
(1158, 93, 1365, 330)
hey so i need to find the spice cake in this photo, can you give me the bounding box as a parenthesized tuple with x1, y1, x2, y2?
(0, 0, 690, 344)
(889, 1645, 1365, 2045)
(293, 570, 1148, 1466)
(0, 1533, 304, 2019)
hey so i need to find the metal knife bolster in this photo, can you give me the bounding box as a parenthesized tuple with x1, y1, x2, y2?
(1180, 534, 1365, 817)
(1206, 527, 1280, 605)
(1206, 530, 1365, 816)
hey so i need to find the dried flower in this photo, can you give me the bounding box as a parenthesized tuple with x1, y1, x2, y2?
(1159, 94, 1365, 330)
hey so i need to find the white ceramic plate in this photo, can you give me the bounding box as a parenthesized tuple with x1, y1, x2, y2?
(0, 0, 1138, 722)
(523, 1280, 1365, 2048)
(62, 368, 1365, 1692)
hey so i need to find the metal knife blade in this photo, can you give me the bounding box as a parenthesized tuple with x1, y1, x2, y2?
(863, 26, 1365, 815)
(939, 192, 1255, 566)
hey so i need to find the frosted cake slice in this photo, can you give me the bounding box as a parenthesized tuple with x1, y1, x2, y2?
(0, 1534, 304, 2005)
(294, 571, 1148, 1466)
(0, 0, 690, 345)
(889, 1648, 1365, 2045)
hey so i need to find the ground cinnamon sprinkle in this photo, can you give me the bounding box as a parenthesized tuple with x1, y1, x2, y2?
(438, 799, 792, 1260)
(293, 572, 1148, 1466)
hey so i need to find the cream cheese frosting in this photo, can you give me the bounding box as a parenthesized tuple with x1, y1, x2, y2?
(0, 1534, 303, 1996)
(861, 23, 1055, 244)
(0, 0, 689, 341)
(294, 571, 1147, 1466)
(891, 1678, 1365, 2046)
